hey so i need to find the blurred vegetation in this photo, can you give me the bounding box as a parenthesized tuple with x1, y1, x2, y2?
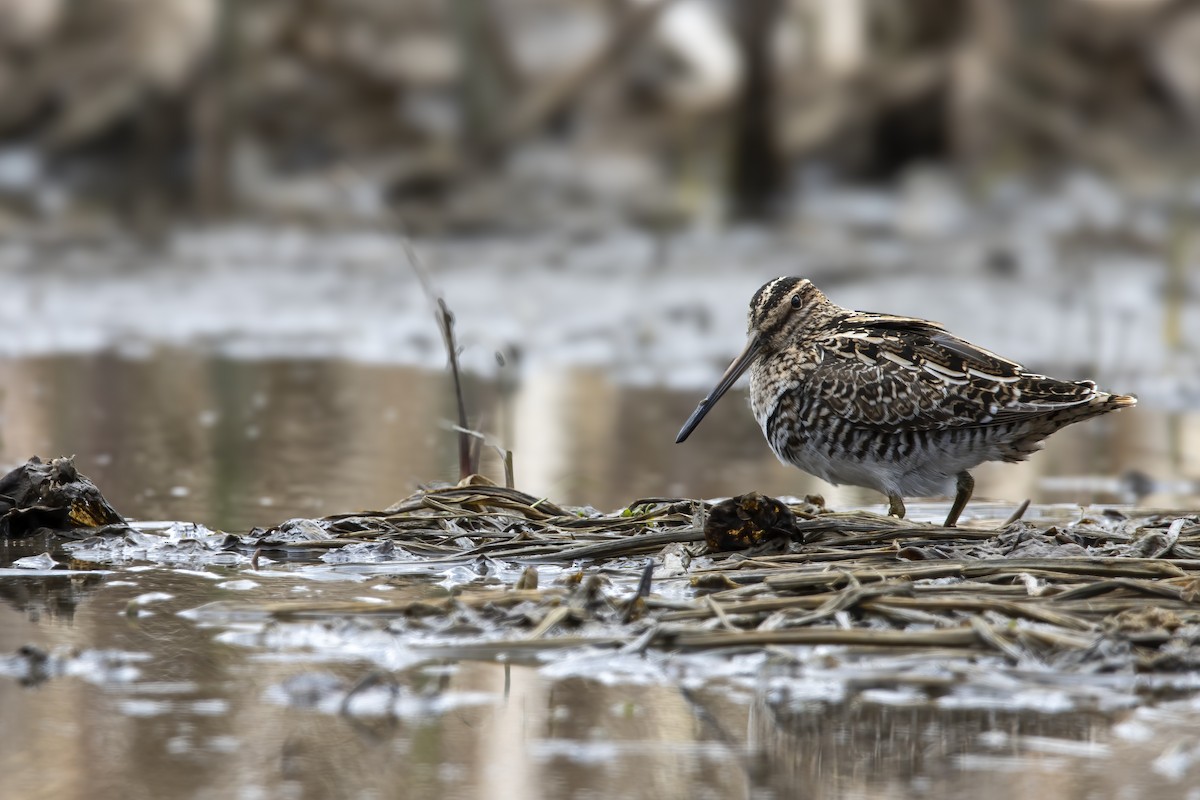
(0, 0, 1198, 230)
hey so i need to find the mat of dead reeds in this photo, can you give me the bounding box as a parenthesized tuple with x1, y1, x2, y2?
(235, 479, 1200, 676)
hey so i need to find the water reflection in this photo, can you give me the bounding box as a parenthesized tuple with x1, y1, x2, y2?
(0, 352, 1195, 532)
(757, 698, 1114, 799)
(4, 564, 1200, 799)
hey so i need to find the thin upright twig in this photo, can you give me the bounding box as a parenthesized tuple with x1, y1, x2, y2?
(401, 238, 474, 480)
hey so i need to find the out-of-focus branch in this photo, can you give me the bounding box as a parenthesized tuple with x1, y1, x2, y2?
(487, 0, 678, 152)
(779, 55, 947, 158)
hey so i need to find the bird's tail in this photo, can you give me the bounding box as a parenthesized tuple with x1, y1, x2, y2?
(1105, 393, 1137, 409)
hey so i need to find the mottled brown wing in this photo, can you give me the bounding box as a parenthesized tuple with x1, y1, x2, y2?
(847, 313, 1024, 376)
(809, 314, 1098, 432)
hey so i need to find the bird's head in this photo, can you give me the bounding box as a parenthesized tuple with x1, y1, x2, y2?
(676, 277, 831, 443)
(746, 277, 829, 351)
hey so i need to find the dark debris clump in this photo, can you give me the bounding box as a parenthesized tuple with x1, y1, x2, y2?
(0, 456, 125, 539)
(703, 491, 826, 551)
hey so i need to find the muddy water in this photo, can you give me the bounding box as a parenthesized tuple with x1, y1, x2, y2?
(3, 351, 1200, 799)
(0, 353, 1195, 531)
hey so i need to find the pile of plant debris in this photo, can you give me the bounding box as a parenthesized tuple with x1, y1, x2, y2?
(9, 455, 1200, 688)
(225, 477, 1200, 680)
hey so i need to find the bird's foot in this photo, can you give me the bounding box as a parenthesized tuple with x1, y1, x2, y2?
(943, 472, 975, 528)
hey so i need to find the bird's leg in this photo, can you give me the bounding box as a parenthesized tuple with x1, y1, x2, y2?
(887, 493, 906, 519)
(943, 471, 974, 528)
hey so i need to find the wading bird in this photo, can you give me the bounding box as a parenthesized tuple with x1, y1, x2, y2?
(676, 277, 1136, 527)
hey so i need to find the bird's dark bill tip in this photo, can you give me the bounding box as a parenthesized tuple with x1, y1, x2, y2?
(675, 400, 711, 443)
(676, 333, 762, 444)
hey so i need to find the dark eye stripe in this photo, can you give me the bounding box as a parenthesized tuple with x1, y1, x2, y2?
(751, 277, 801, 318)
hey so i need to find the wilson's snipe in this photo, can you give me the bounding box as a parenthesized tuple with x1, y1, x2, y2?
(676, 277, 1136, 527)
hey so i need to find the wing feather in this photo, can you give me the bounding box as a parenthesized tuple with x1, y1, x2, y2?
(805, 314, 1101, 432)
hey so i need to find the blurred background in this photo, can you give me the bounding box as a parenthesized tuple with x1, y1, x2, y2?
(0, 0, 1198, 529)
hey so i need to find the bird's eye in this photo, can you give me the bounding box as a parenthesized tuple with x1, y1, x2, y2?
(790, 295, 802, 309)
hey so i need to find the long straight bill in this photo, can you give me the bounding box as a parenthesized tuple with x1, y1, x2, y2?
(675, 336, 763, 443)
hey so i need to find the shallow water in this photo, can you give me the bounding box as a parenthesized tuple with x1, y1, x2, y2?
(2, 351, 1200, 798)
(0, 352, 1195, 532)
(4, 551, 1200, 800)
